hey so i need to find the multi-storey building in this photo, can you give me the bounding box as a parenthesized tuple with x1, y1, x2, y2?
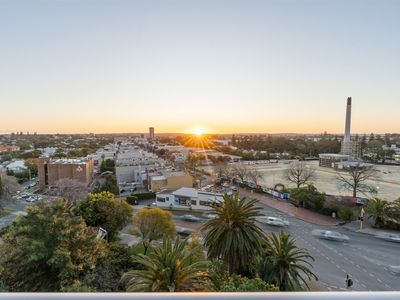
(38, 157, 94, 188)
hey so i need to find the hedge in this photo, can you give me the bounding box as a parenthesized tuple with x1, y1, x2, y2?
(126, 195, 139, 205)
(133, 192, 156, 200)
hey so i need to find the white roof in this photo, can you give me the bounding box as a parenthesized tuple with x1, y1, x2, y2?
(152, 175, 167, 181)
(172, 187, 198, 198)
(6, 160, 26, 170)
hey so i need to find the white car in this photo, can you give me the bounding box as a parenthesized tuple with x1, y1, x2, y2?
(204, 213, 218, 219)
(389, 265, 400, 275)
(312, 229, 350, 242)
(182, 214, 202, 222)
(375, 232, 400, 243)
(257, 216, 289, 227)
(25, 197, 37, 203)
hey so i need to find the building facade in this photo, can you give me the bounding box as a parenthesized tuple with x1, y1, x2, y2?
(156, 187, 223, 211)
(149, 127, 155, 140)
(149, 171, 193, 192)
(38, 157, 94, 188)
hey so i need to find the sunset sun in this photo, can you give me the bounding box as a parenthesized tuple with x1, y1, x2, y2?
(194, 129, 203, 136)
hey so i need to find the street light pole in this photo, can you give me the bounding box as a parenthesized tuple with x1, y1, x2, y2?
(359, 207, 365, 231)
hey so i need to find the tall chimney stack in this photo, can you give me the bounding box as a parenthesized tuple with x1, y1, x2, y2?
(342, 97, 352, 156)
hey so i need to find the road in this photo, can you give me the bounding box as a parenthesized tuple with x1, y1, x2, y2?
(140, 184, 400, 292)
(256, 202, 400, 291)
(0, 198, 29, 230)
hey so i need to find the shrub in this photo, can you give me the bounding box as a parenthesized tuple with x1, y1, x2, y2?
(133, 192, 156, 200)
(289, 185, 325, 211)
(338, 207, 355, 223)
(318, 206, 338, 217)
(126, 195, 139, 205)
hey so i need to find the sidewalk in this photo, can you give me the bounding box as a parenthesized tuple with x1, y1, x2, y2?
(341, 220, 398, 236)
(239, 187, 338, 226)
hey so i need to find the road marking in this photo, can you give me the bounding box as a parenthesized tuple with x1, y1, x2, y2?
(361, 283, 367, 288)
(377, 278, 383, 283)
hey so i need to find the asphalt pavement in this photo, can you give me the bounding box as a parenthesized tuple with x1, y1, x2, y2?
(256, 202, 400, 291)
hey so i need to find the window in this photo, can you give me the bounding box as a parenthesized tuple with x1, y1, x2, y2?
(191, 199, 197, 205)
(156, 197, 165, 202)
(199, 200, 209, 206)
(177, 196, 190, 206)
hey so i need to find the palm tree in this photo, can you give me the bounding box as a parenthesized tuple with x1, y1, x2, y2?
(201, 193, 265, 275)
(366, 198, 390, 228)
(257, 231, 317, 291)
(121, 238, 208, 292)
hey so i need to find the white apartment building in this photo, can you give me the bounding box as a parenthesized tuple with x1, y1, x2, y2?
(89, 144, 116, 165)
(115, 143, 165, 184)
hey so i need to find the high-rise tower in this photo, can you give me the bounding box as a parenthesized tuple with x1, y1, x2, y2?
(341, 97, 352, 156)
(149, 127, 155, 140)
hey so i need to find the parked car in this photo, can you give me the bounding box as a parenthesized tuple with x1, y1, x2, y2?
(257, 216, 289, 227)
(312, 229, 350, 242)
(375, 232, 400, 243)
(182, 214, 202, 222)
(25, 196, 37, 203)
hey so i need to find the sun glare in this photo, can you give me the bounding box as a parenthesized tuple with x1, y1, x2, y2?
(194, 129, 203, 136)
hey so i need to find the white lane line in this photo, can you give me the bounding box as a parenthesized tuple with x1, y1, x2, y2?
(377, 278, 383, 283)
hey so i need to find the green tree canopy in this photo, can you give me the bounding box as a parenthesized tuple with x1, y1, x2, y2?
(100, 159, 115, 173)
(74, 192, 132, 239)
(99, 174, 119, 195)
(0, 175, 19, 209)
(256, 231, 317, 291)
(121, 238, 208, 292)
(219, 274, 278, 292)
(131, 208, 176, 255)
(365, 198, 390, 228)
(0, 199, 107, 291)
(201, 193, 265, 275)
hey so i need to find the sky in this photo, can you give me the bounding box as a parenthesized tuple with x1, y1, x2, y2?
(0, 0, 399, 134)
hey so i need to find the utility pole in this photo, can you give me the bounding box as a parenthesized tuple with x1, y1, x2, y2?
(359, 207, 365, 231)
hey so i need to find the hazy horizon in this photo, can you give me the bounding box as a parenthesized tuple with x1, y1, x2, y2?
(1, 0, 400, 134)
(1, 130, 399, 136)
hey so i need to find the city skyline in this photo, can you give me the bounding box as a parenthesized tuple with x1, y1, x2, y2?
(1, 0, 400, 134)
